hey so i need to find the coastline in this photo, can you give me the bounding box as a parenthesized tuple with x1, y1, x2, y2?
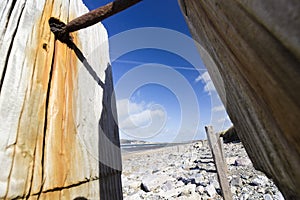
(121, 141, 198, 160)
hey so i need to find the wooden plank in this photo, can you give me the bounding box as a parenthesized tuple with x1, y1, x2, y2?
(206, 126, 232, 200)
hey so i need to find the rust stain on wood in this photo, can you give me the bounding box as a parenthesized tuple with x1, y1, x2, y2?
(44, 32, 81, 191)
(9, 0, 83, 196)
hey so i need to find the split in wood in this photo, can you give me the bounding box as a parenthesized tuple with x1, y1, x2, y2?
(48, 0, 142, 46)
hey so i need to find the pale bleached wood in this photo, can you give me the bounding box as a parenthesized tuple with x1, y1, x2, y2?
(0, 0, 122, 199)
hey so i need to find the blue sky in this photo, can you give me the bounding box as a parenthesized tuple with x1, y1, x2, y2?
(82, 0, 232, 142)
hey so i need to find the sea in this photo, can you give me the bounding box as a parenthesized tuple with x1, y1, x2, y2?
(121, 142, 188, 153)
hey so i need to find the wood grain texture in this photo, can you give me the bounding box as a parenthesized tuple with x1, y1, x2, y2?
(0, 0, 122, 199)
(206, 126, 232, 200)
(179, 0, 300, 199)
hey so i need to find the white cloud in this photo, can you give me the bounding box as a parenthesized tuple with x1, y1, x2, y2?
(217, 118, 226, 124)
(212, 105, 226, 112)
(195, 71, 216, 93)
(195, 75, 202, 83)
(117, 99, 144, 119)
(116, 99, 166, 138)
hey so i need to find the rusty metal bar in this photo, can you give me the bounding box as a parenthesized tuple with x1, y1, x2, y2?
(66, 0, 141, 33)
(49, 0, 141, 46)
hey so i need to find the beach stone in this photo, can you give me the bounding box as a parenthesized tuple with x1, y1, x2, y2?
(124, 192, 142, 200)
(240, 193, 250, 200)
(176, 180, 186, 187)
(275, 191, 285, 200)
(123, 180, 141, 190)
(231, 176, 242, 187)
(178, 192, 201, 199)
(241, 174, 250, 180)
(159, 188, 181, 198)
(235, 158, 252, 166)
(251, 175, 269, 186)
(180, 184, 196, 196)
(205, 184, 217, 197)
(264, 194, 274, 200)
(196, 185, 205, 194)
(193, 174, 204, 184)
(194, 142, 203, 149)
(210, 179, 220, 189)
(231, 186, 237, 194)
(226, 157, 237, 165)
(141, 174, 172, 192)
(258, 187, 266, 194)
(161, 181, 173, 192)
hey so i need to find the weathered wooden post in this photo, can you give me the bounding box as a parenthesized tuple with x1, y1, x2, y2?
(206, 126, 232, 200)
(180, 1, 300, 198)
(0, 0, 141, 199)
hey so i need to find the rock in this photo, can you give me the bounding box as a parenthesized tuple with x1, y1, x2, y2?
(207, 178, 219, 189)
(141, 174, 173, 192)
(176, 180, 186, 187)
(264, 194, 274, 200)
(124, 192, 142, 200)
(240, 193, 250, 200)
(193, 174, 204, 184)
(226, 157, 237, 165)
(235, 158, 252, 166)
(250, 175, 269, 186)
(179, 0, 300, 199)
(123, 180, 141, 190)
(180, 184, 196, 196)
(275, 191, 285, 200)
(194, 141, 203, 149)
(159, 188, 181, 199)
(258, 187, 266, 194)
(161, 181, 173, 192)
(241, 174, 250, 180)
(231, 186, 237, 194)
(0, 0, 121, 199)
(178, 192, 201, 199)
(196, 185, 205, 194)
(230, 176, 242, 187)
(205, 184, 217, 197)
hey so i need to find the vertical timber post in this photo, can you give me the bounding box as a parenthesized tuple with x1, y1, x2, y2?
(206, 126, 232, 200)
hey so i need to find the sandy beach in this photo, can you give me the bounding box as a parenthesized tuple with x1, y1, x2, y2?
(121, 141, 284, 200)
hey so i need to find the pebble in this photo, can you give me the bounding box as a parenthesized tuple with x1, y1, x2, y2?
(141, 174, 172, 192)
(161, 180, 173, 191)
(251, 175, 269, 186)
(235, 158, 252, 166)
(205, 184, 217, 197)
(196, 185, 205, 194)
(264, 193, 274, 200)
(275, 192, 285, 200)
(230, 176, 242, 187)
